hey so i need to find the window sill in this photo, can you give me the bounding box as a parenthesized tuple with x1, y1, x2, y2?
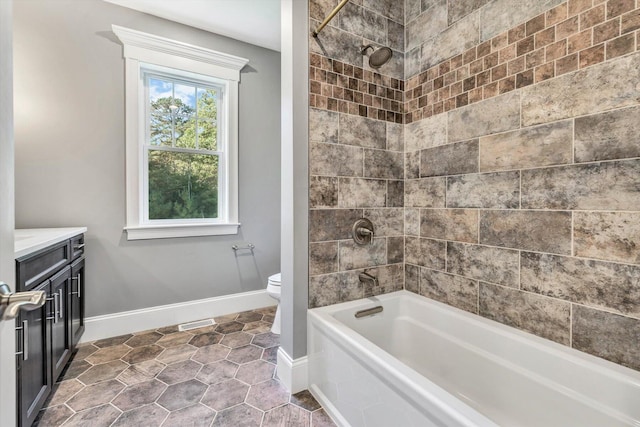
(124, 223, 240, 240)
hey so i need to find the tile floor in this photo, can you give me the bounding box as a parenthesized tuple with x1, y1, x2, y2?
(35, 306, 336, 427)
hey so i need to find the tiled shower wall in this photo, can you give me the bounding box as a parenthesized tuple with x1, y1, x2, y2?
(308, 0, 406, 308)
(308, 0, 640, 371)
(308, 108, 405, 308)
(404, 0, 640, 372)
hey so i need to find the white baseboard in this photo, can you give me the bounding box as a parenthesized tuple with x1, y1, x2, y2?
(82, 290, 273, 343)
(276, 347, 308, 393)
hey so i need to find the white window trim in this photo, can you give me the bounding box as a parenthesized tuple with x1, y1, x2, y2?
(140, 65, 229, 226)
(112, 25, 248, 240)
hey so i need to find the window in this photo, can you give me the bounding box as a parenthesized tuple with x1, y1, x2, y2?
(112, 25, 248, 240)
(144, 69, 224, 222)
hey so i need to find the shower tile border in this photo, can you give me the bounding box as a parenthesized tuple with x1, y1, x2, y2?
(404, 1, 640, 123)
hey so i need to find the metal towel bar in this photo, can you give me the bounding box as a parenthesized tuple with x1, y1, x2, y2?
(232, 243, 255, 251)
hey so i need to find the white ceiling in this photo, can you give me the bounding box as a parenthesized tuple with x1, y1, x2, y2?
(104, 0, 281, 52)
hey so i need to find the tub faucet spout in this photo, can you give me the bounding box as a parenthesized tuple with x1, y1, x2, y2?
(359, 272, 379, 287)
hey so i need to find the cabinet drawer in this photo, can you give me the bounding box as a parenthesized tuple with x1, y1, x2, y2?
(70, 234, 85, 260)
(17, 240, 71, 291)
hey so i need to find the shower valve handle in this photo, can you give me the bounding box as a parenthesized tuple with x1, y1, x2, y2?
(352, 218, 375, 245)
(357, 227, 374, 238)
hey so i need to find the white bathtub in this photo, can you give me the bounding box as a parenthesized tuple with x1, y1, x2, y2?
(307, 290, 640, 427)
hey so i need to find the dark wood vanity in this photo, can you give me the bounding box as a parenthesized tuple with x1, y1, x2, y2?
(14, 230, 86, 427)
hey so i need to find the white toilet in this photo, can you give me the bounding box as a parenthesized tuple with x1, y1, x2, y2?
(266, 273, 281, 334)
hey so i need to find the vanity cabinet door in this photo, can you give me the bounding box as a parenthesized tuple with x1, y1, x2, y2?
(16, 280, 52, 427)
(70, 257, 85, 348)
(15, 234, 86, 426)
(50, 265, 72, 381)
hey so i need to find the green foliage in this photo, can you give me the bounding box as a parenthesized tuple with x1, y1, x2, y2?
(148, 89, 219, 220)
(148, 151, 218, 219)
(180, 88, 218, 150)
(149, 97, 191, 147)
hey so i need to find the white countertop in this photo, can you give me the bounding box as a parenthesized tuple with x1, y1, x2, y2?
(15, 227, 87, 259)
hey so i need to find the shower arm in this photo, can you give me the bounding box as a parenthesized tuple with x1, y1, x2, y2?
(312, 0, 350, 37)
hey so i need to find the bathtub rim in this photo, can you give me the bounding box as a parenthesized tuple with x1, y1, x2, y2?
(308, 290, 640, 427)
(308, 291, 499, 427)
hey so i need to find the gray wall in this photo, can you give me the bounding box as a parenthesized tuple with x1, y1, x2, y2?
(13, 0, 281, 317)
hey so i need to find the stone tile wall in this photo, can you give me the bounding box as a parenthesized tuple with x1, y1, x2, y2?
(308, 106, 405, 307)
(308, 0, 640, 372)
(308, 0, 406, 308)
(311, 0, 405, 81)
(405, 0, 640, 122)
(405, 0, 568, 77)
(309, 0, 405, 122)
(406, 15, 640, 372)
(309, 54, 404, 123)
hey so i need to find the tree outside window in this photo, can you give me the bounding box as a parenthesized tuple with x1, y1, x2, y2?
(145, 74, 223, 221)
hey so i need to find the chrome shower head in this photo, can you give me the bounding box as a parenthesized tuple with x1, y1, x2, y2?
(361, 45, 393, 68)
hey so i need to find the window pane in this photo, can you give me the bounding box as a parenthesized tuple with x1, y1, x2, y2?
(149, 78, 199, 148)
(175, 114, 197, 149)
(148, 150, 219, 220)
(197, 88, 218, 121)
(198, 119, 217, 150)
(159, 97, 193, 116)
(149, 111, 172, 146)
(149, 78, 172, 103)
(175, 83, 196, 109)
